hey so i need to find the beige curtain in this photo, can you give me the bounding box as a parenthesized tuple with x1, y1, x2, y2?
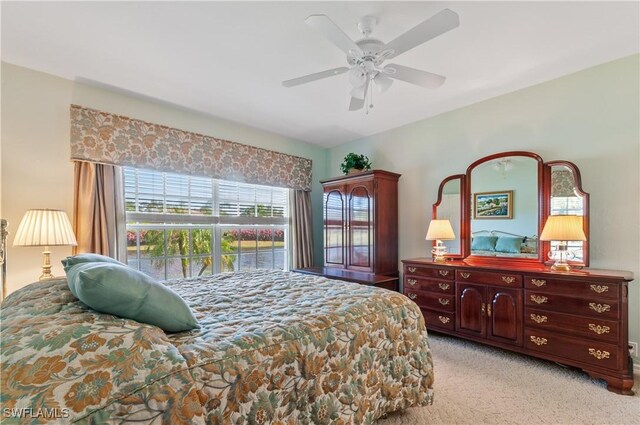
(73, 161, 126, 260)
(290, 189, 314, 269)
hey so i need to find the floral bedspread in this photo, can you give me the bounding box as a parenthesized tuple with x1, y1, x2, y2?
(1, 270, 433, 424)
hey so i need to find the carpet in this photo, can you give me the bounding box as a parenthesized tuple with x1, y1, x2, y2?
(379, 333, 640, 424)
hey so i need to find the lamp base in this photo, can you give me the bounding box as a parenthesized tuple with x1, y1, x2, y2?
(39, 248, 54, 280)
(431, 241, 448, 263)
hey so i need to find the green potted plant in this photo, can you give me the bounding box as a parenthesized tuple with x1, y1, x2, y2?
(340, 153, 372, 175)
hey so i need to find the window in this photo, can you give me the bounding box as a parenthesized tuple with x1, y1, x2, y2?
(124, 167, 288, 280)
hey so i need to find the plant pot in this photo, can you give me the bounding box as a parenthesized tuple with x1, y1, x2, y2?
(348, 168, 365, 175)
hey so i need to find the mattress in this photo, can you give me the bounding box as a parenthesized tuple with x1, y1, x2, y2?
(1, 270, 433, 424)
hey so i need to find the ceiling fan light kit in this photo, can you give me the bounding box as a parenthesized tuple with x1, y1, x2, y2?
(282, 9, 460, 112)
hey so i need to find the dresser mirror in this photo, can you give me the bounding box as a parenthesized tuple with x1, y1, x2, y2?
(469, 154, 541, 260)
(432, 151, 589, 266)
(546, 160, 589, 266)
(433, 175, 465, 257)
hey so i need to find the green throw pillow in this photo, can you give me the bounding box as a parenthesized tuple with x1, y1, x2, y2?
(495, 237, 523, 254)
(63, 254, 126, 297)
(471, 236, 498, 251)
(66, 262, 199, 332)
(62, 253, 124, 271)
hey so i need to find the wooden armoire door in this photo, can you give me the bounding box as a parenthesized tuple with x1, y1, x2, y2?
(457, 283, 486, 338)
(346, 180, 374, 272)
(323, 187, 345, 268)
(487, 287, 523, 346)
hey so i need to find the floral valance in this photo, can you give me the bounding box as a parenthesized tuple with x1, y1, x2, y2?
(70, 105, 313, 191)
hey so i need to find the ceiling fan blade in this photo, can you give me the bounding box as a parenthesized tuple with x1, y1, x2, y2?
(384, 64, 446, 89)
(383, 9, 459, 59)
(282, 67, 349, 87)
(305, 15, 363, 56)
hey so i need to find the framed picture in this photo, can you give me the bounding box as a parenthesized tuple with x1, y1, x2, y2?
(473, 190, 513, 219)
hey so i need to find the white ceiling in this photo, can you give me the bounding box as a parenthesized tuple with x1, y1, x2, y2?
(2, 1, 638, 147)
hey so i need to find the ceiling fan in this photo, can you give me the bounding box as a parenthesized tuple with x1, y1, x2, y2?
(282, 9, 460, 112)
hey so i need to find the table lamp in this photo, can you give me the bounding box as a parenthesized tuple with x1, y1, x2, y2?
(426, 219, 456, 262)
(540, 215, 586, 272)
(13, 209, 77, 280)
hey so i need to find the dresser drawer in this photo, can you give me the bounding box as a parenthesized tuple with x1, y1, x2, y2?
(404, 277, 454, 294)
(404, 289, 455, 312)
(422, 309, 455, 331)
(525, 329, 620, 370)
(456, 269, 522, 287)
(404, 264, 454, 280)
(525, 276, 618, 300)
(525, 308, 619, 343)
(525, 291, 619, 320)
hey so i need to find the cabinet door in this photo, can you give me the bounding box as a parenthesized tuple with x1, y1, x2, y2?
(487, 287, 523, 346)
(346, 181, 374, 272)
(457, 283, 486, 338)
(323, 187, 345, 267)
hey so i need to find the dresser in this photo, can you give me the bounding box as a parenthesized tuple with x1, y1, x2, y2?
(402, 258, 634, 394)
(296, 170, 400, 290)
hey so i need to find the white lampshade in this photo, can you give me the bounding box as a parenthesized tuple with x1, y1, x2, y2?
(13, 209, 77, 247)
(540, 215, 586, 241)
(425, 219, 456, 241)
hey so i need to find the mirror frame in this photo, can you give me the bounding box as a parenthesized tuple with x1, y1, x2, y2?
(433, 174, 467, 259)
(543, 160, 590, 267)
(432, 151, 590, 267)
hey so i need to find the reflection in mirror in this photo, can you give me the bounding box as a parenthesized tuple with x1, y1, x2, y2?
(434, 178, 461, 255)
(550, 164, 585, 263)
(470, 156, 538, 258)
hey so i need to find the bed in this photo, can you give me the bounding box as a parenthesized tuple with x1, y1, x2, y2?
(471, 230, 538, 258)
(1, 270, 433, 424)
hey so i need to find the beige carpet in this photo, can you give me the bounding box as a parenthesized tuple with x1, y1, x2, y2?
(379, 333, 640, 425)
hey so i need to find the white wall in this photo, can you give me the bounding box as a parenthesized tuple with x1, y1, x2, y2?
(1, 62, 328, 292)
(328, 54, 640, 358)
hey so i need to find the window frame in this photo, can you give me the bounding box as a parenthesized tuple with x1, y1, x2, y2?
(124, 167, 289, 279)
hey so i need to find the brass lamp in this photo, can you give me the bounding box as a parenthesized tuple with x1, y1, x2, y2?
(13, 209, 77, 280)
(425, 219, 456, 262)
(540, 215, 586, 272)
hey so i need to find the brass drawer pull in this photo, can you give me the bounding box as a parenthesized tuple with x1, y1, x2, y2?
(530, 314, 548, 324)
(531, 279, 546, 287)
(407, 293, 417, 300)
(502, 276, 516, 284)
(589, 303, 611, 314)
(481, 303, 486, 315)
(439, 270, 450, 277)
(460, 272, 471, 279)
(590, 284, 609, 294)
(408, 267, 417, 273)
(530, 336, 548, 346)
(407, 279, 417, 286)
(438, 316, 450, 324)
(438, 298, 450, 306)
(530, 295, 548, 304)
(588, 348, 610, 360)
(588, 324, 611, 335)
(438, 283, 450, 291)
